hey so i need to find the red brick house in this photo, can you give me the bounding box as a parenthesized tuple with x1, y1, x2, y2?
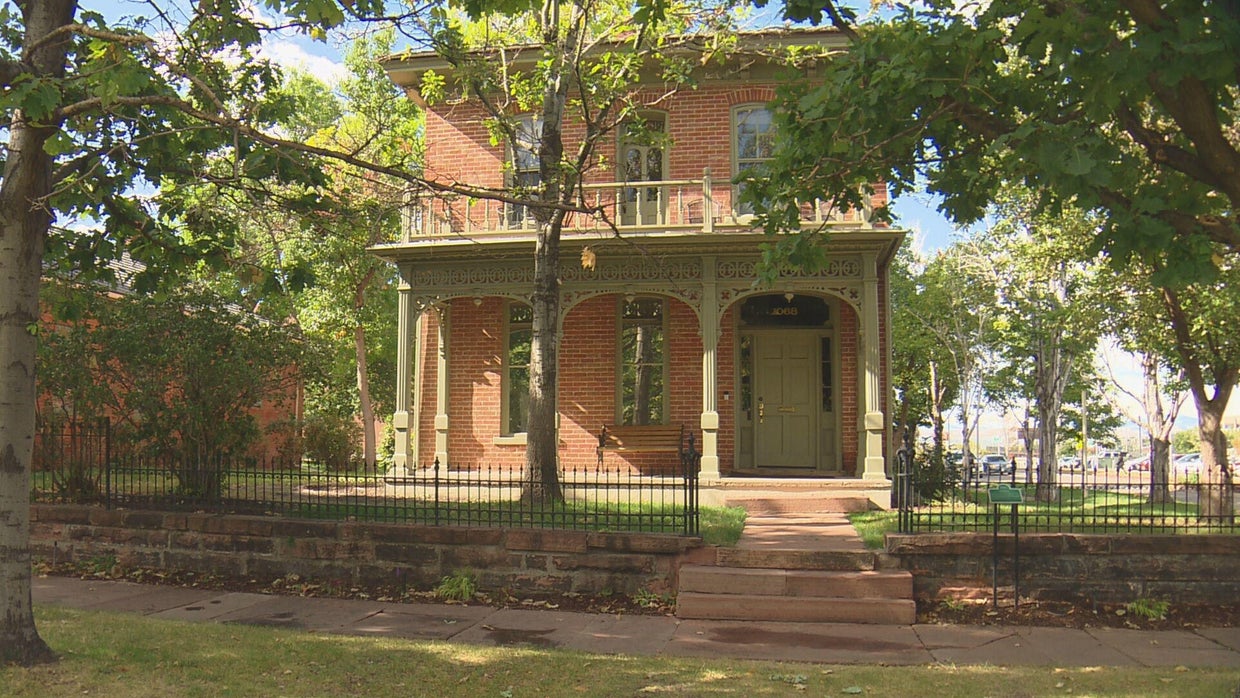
(372, 29, 903, 480)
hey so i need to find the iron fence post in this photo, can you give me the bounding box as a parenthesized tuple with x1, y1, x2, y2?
(893, 429, 913, 533)
(104, 419, 113, 510)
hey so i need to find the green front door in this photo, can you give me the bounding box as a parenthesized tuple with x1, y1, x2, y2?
(754, 334, 818, 469)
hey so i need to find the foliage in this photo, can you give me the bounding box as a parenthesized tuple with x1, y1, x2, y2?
(300, 412, 359, 470)
(435, 570, 477, 602)
(38, 284, 305, 460)
(746, 2, 1238, 284)
(1124, 598, 1170, 622)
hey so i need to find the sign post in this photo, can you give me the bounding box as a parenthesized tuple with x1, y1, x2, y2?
(986, 484, 1025, 609)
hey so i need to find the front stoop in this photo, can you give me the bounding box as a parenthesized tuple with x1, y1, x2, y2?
(676, 499, 914, 625)
(676, 565, 915, 624)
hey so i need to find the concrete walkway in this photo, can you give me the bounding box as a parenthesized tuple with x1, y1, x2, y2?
(32, 575, 1240, 667)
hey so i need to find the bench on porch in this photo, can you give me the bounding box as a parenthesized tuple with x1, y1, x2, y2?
(597, 423, 697, 472)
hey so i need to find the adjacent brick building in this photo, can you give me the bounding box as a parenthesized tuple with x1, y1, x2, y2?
(372, 29, 903, 480)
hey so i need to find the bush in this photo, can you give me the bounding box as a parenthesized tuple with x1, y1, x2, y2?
(302, 413, 358, 470)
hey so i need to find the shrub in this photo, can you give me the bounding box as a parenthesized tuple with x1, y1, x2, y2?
(302, 412, 358, 470)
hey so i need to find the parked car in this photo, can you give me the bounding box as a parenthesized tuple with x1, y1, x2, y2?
(1087, 449, 1126, 470)
(981, 453, 1013, 476)
(1173, 453, 1202, 472)
(1124, 454, 1151, 472)
(1058, 455, 1081, 470)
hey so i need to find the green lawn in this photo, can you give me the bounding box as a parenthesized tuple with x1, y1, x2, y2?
(4, 607, 1235, 697)
(891, 486, 1240, 535)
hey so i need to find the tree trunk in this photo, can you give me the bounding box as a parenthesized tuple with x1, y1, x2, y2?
(1140, 353, 1174, 504)
(1149, 436, 1172, 504)
(0, 0, 75, 666)
(354, 323, 376, 471)
(520, 1, 583, 504)
(929, 361, 945, 472)
(1196, 400, 1235, 522)
(353, 269, 377, 471)
(523, 218, 564, 503)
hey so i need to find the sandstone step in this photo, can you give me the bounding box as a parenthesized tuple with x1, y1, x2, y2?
(675, 592, 916, 624)
(679, 565, 912, 599)
(726, 496, 875, 514)
(714, 548, 877, 571)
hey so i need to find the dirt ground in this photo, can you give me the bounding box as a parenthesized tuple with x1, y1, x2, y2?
(36, 559, 1236, 629)
(917, 596, 1240, 631)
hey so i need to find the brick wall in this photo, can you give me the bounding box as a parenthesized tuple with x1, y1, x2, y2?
(413, 292, 874, 475)
(839, 302, 859, 474)
(422, 83, 881, 226)
(31, 505, 700, 598)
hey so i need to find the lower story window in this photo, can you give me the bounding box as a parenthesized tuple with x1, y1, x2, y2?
(504, 302, 532, 434)
(619, 296, 666, 425)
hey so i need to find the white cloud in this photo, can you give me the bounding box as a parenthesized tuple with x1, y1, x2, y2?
(259, 39, 348, 86)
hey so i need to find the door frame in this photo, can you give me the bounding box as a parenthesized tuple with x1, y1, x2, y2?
(736, 327, 842, 474)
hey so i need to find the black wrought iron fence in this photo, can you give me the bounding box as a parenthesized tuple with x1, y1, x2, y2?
(32, 427, 701, 536)
(895, 447, 1240, 535)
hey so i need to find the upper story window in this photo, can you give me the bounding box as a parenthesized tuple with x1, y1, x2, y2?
(508, 115, 541, 227)
(618, 115, 667, 226)
(503, 301, 533, 434)
(733, 106, 774, 216)
(618, 296, 667, 426)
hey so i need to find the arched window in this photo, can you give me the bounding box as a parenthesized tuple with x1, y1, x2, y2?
(617, 296, 667, 425)
(503, 301, 533, 434)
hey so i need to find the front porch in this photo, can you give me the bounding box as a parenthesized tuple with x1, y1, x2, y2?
(376, 237, 902, 482)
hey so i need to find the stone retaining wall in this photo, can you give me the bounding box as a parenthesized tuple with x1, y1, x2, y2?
(30, 505, 701, 596)
(886, 532, 1240, 604)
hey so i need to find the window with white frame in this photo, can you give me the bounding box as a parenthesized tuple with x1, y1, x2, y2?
(503, 301, 533, 434)
(618, 296, 667, 425)
(733, 106, 775, 216)
(508, 115, 541, 227)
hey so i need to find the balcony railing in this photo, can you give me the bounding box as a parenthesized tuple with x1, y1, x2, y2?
(400, 169, 873, 242)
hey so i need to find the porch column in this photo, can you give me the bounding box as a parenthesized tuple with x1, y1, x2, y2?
(861, 252, 887, 480)
(389, 282, 415, 477)
(434, 303, 450, 468)
(699, 256, 720, 479)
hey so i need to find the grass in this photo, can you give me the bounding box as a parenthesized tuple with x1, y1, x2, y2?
(903, 486, 1240, 535)
(5, 607, 1236, 697)
(700, 505, 747, 545)
(848, 510, 898, 549)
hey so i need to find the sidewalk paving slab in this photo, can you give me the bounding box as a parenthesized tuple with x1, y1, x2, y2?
(148, 592, 270, 623)
(1197, 627, 1240, 654)
(30, 578, 1240, 668)
(666, 619, 933, 665)
(449, 608, 679, 655)
(1086, 628, 1240, 667)
(213, 595, 387, 633)
(342, 604, 494, 641)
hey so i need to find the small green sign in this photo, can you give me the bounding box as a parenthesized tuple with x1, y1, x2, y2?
(987, 484, 1025, 505)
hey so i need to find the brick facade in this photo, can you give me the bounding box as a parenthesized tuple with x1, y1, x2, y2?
(384, 40, 902, 479)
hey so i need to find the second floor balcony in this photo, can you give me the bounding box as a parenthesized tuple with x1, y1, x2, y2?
(398, 169, 875, 244)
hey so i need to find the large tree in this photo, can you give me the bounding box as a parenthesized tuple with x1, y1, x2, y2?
(743, 0, 1238, 504)
(902, 241, 1001, 475)
(0, 0, 455, 666)
(975, 189, 1108, 499)
(416, 2, 734, 501)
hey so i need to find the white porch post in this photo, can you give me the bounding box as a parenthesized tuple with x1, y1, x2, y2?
(389, 282, 415, 477)
(434, 303, 450, 468)
(699, 256, 720, 479)
(861, 252, 888, 480)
